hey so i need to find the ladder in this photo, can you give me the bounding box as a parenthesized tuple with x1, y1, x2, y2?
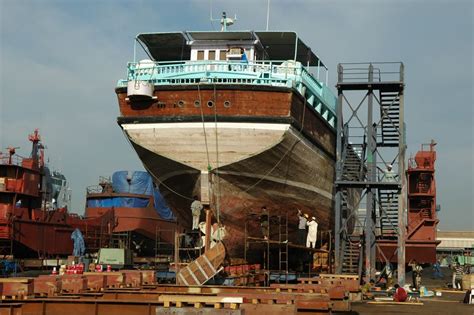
(278, 214, 289, 282)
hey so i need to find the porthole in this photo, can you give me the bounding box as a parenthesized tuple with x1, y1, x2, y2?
(177, 100, 185, 108)
(207, 100, 214, 108)
(194, 100, 201, 107)
(223, 100, 231, 108)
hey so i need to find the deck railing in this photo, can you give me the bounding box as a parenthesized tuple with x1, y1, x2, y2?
(118, 60, 336, 116)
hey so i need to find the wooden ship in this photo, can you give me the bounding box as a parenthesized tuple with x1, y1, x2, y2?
(114, 20, 357, 259)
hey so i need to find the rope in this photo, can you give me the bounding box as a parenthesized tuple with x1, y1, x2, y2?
(121, 128, 193, 201)
(241, 91, 308, 194)
(197, 83, 212, 171)
(212, 83, 222, 225)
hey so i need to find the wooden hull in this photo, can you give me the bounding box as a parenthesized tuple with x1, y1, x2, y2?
(116, 85, 337, 258)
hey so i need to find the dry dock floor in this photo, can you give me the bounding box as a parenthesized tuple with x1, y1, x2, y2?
(351, 267, 472, 315)
(351, 292, 472, 315)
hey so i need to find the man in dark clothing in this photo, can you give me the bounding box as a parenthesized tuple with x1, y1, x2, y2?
(260, 206, 269, 240)
(297, 209, 307, 245)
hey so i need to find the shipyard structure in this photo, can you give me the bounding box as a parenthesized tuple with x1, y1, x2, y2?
(115, 30, 362, 261)
(114, 27, 441, 281)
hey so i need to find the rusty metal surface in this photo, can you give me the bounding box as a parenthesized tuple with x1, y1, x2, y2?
(0, 303, 23, 315)
(159, 308, 243, 315)
(0, 272, 354, 314)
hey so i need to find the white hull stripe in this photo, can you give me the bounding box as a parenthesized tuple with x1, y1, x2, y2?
(122, 122, 291, 131)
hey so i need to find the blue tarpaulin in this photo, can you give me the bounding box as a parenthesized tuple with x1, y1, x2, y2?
(71, 228, 85, 257)
(87, 171, 175, 220)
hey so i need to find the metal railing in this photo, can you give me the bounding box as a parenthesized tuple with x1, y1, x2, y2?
(0, 154, 29, 167)
(337, 62, 404, 83)
(119, 59, 336, 115)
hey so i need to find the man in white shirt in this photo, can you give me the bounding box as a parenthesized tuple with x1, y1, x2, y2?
(190, 196, 203, 230)
(306, 216, 318, 248)
(384, 164, 396, 182)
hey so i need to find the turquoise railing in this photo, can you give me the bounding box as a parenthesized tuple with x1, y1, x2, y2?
(118, 60, 337, 126)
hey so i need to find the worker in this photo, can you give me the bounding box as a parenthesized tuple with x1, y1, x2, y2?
(190, 195, 203, 230)
(297, 209, 307, 245)
(306, 216, 318, 248)
(361, 279, 375, 299)
(393, 284, 408, 302)
(409, 259, 422, 290)
(433, 259, 443, 279)
(453, 261, 464, 290)
(384, 164, 396, 182)
(260, 206, 269, 240)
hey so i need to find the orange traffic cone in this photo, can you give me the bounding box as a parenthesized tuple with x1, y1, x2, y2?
(52, 267, 58, 275)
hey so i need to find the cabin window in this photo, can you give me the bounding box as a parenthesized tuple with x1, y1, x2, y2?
(208, 50, 216, 61)
(197, 50, 205, 60)
(219, 50, 227, 61)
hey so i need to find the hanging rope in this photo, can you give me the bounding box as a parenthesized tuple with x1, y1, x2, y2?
(121, 128, 193, 201)
(241, 91, 308, 194)
(197, 83, 212, 171)
(212, 82, 222, 225)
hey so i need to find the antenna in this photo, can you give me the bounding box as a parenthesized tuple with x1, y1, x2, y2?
(266, 0, 271, 31)
(209, 0, 216, 31)
(211, 9, 237, 32)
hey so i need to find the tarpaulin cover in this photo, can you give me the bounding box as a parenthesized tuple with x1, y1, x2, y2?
(71, 228, 85, 257)
(87, 171, 175, 220)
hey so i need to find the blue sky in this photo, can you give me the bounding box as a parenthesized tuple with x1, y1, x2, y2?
(0, 0, 473, 231)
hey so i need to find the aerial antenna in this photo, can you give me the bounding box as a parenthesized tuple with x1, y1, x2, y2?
(211, 9, 236, 32)
(266, 0, 271, 31)
(209, 0, 216, 31)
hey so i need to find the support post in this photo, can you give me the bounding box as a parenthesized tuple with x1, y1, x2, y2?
(174, 230, 180, 284)
(335, 64, 344, 273)
(397, 64, 406, 285)
(365, 64, 375, 282)
(204, 208, 212, 251)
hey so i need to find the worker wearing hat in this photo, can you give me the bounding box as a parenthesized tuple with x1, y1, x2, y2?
(306, 216, 318, 248)
(384, 164, 396, 182)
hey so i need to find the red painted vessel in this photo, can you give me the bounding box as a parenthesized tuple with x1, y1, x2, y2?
(377, 141, 440, 263)
(84, 172, 178, 256)
(0, 130, 114, 258)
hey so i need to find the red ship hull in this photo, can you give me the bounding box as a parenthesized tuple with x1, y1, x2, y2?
(0, 130, 113, 258)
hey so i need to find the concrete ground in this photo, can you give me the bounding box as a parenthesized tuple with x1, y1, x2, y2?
(347, 267, 473, 315)
(350, 292, 472, 315)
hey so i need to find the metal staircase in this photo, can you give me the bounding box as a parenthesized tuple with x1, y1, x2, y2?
(341, 235, 362, 274)
(338, 136, 366, 275)
(336, 62, 405, 282)
(379, 91, 400, 146)
(343, 145, 365, 180)
(378, 190, 399, 236)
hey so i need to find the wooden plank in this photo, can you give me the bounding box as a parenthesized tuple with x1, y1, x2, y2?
(318, 274, 359, 280)
(295, 300, 330, 310)
(176, 242, 225, 286)
(368, 301, 423, 305)
(0, 278, 32, 283)
(158, 295, 243, 304)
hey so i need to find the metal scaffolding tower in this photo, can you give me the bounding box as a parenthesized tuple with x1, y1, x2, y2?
(334, 63, 407, 285)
